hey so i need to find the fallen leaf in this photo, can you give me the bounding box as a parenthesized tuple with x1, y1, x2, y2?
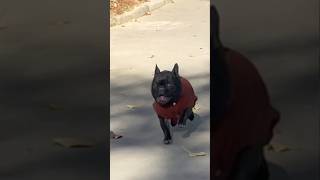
(126, 104, 140, 110)
(148, 55, 155, 58)
(48, 104, 64, 111)
(182, 146, 207, 157)
(53, 137, 96, 148)
(189, 152, 207, 157)
(110, 131, 123, 139)
(265, 143, 291, 152)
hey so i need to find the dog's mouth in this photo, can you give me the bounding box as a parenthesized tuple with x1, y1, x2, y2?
(156, 96, 171, 105)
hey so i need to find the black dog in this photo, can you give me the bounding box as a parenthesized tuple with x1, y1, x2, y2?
(151, 64, 197, 144)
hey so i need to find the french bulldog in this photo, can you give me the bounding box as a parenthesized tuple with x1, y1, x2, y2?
(151, 63, 197, 144)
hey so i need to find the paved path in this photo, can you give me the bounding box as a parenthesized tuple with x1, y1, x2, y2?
(110, 0, 210, 180)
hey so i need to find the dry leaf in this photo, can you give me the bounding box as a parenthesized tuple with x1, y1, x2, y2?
(110, 131, 123, 139)
(182, 146, 207, 157)
(126, 104, 139, 110)
(265, 143, 291, 152)
(148, 55, 155, 58)
(53, 137, 96, 148)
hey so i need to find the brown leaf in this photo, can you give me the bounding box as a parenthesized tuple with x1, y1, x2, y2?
(182, 146, 207, 157)
(53, 137, 96, 148)
(126, 104, 140, 110)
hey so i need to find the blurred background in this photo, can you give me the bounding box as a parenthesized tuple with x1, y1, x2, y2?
(214, 0, 319, 179)
(0, 0, 108, 179)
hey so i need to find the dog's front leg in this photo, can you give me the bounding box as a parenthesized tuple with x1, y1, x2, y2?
(158, 116, 172, 144)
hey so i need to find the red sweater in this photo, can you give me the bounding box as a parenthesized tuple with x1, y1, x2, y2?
(212, 48, 280, 179)
(153, 77, 198, 125)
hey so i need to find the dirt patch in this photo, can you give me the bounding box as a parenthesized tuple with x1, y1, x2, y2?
(110, 0, 149, 16)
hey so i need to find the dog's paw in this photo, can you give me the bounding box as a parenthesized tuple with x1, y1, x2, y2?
(163, 139, 172, 144)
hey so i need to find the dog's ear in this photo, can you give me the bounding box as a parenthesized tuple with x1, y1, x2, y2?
(172, 63, 179, 77)
(155, 64, 160, 74)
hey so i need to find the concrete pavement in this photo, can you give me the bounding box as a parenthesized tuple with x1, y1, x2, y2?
(110, 0, 210, 179)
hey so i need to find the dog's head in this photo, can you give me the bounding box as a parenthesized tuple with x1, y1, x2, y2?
(151, 63, 182, 106)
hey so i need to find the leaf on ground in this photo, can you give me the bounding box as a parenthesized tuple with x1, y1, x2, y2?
(110, 131, 123, 139)
(53, 137, 96, 148)
(48, 104, 64, 111)
(126, 104, 140, 110)
(182, 146, 207, 157)
(265, 143, 291, 152)
(148, 55, 155, 58)
(110, 0, 148, 16)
